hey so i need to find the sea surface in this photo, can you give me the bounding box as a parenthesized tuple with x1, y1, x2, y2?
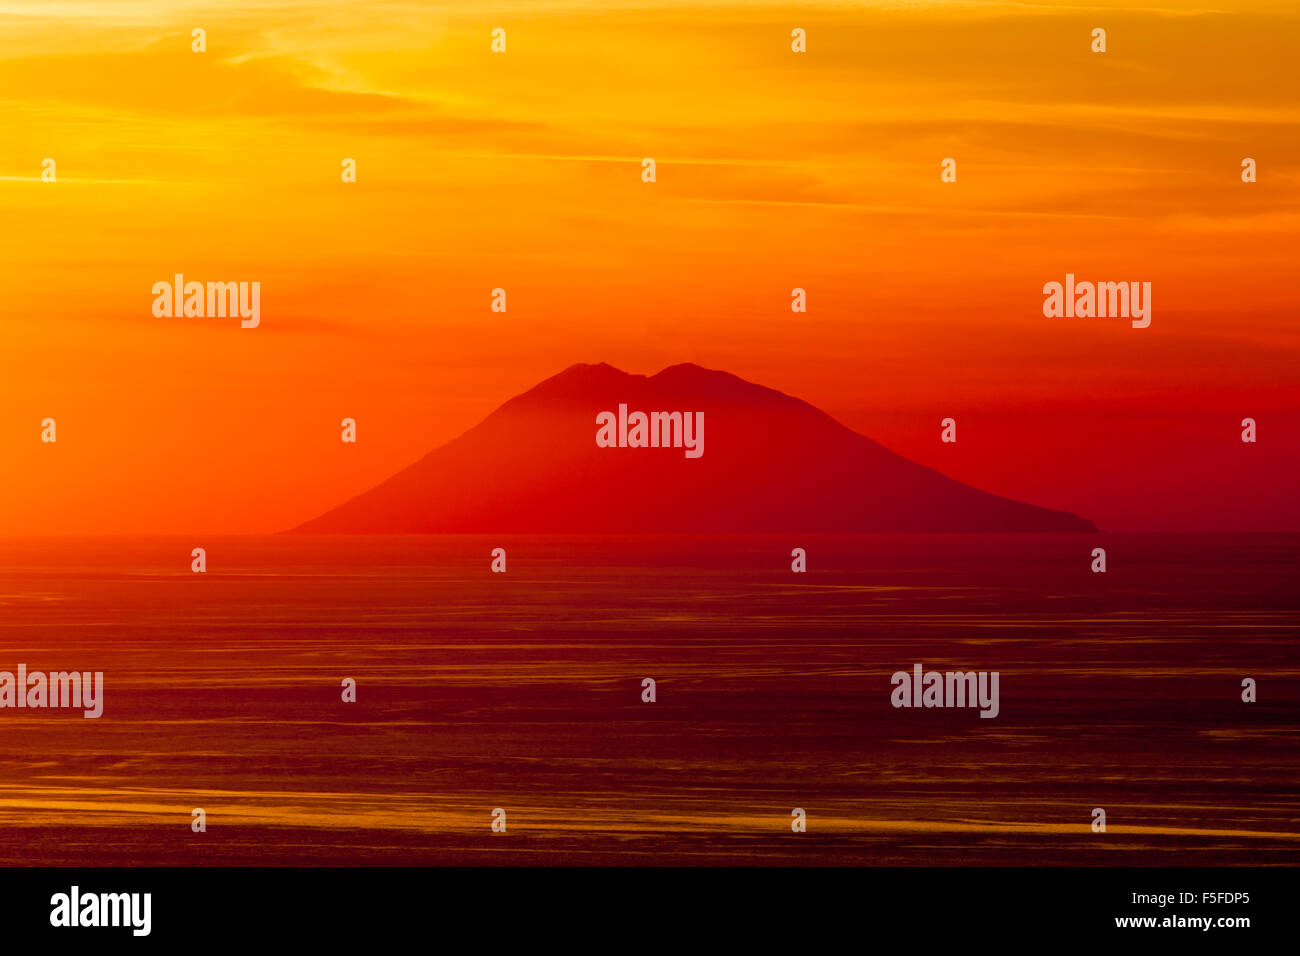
(0, 534, 1296, 865)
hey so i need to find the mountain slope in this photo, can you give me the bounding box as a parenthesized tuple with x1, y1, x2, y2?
(292, 362, 1097, 533)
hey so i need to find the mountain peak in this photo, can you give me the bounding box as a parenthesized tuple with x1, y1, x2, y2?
(653, 361, 708, 375)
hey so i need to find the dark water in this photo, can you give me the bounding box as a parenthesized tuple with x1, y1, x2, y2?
(0, 534, 1296, 865)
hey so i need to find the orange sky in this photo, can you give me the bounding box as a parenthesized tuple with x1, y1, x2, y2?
(1, 0, 1297, 534)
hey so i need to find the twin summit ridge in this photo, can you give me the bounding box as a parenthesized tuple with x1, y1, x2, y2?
(293, 362, 1096, 534)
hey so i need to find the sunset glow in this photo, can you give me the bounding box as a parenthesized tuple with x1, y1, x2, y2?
(2, 0, 1297, 533)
